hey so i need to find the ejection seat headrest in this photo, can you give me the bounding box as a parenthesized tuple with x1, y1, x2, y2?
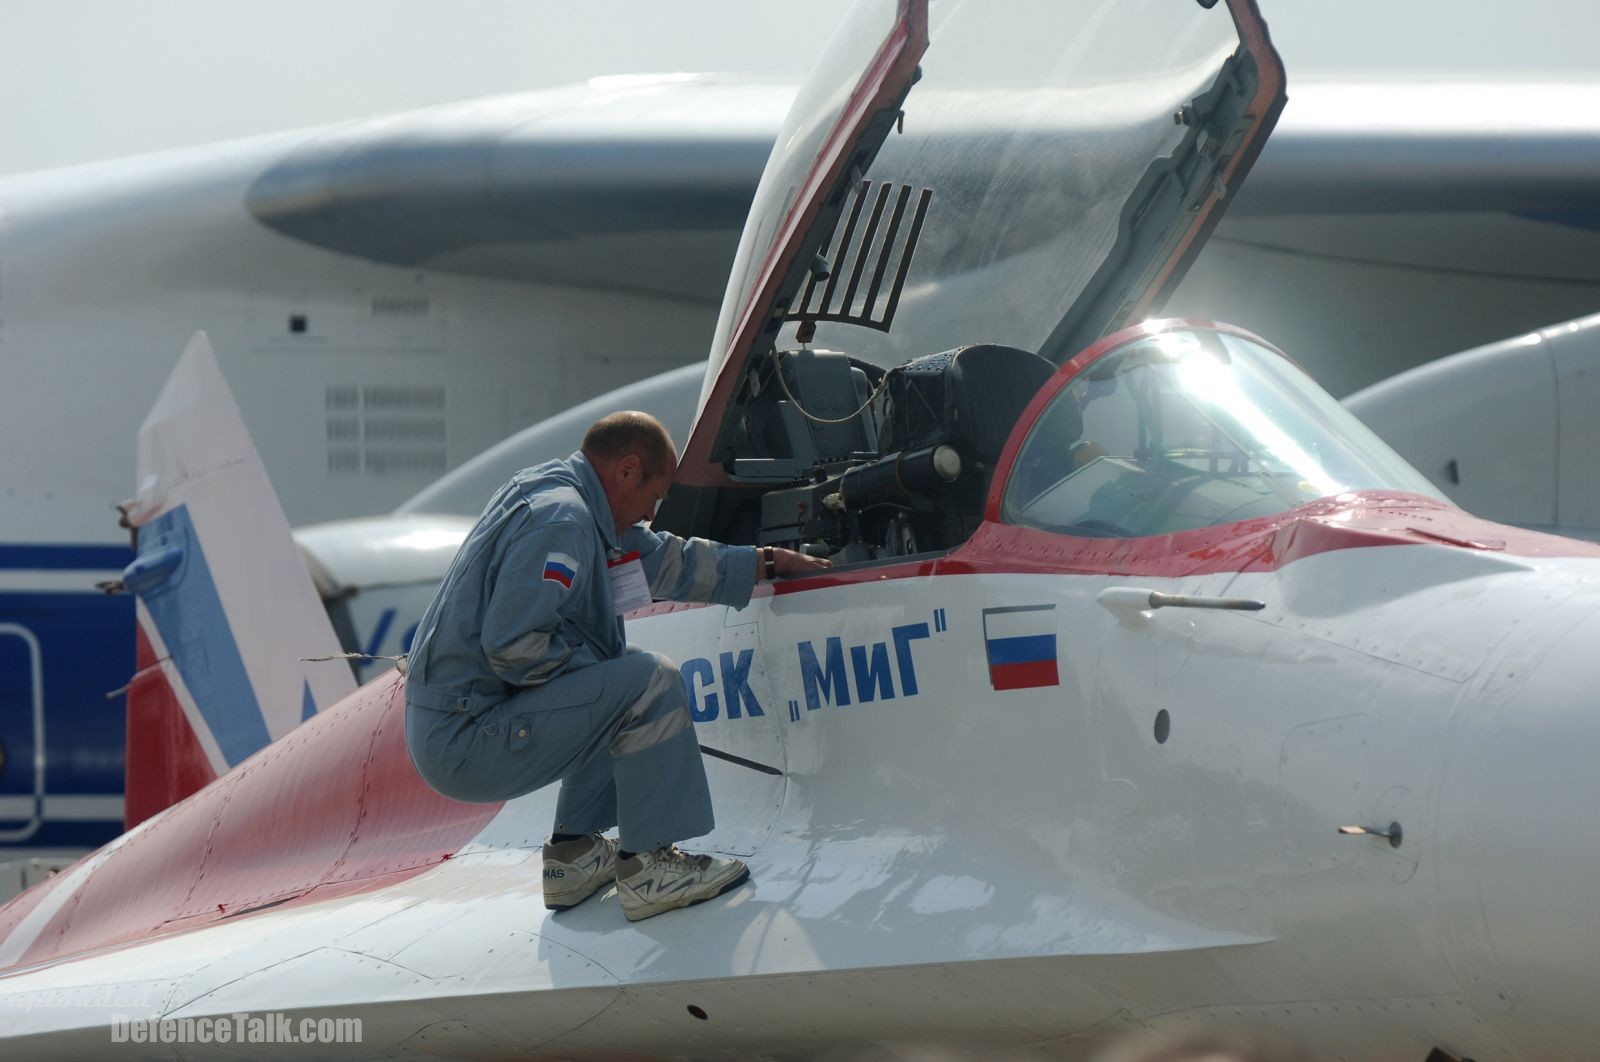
(943, 344, 1058, 464)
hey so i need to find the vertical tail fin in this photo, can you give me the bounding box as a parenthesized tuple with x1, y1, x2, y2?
(118, 333, 354, 828)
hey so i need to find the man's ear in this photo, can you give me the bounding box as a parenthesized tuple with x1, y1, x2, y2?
(616, 453, 643, 483)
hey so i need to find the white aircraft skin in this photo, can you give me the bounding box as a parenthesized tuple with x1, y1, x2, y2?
(5, 326, 1600, 1058)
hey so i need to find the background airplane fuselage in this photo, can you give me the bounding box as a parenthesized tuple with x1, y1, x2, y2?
(0, 98, 749, 858)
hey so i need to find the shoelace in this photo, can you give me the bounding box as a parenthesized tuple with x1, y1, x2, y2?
(651, 846, 707, 873)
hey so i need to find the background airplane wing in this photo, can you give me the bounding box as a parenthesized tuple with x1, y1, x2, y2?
(247, 77, 1600, 290)
(245, 73, 796, 303)
(1238, 81, 1600, 217)
(1168, 79, 1600, 397)
(241, 72, 1600, 404)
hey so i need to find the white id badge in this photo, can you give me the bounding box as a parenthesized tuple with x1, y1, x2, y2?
(608, 551, 652, 615)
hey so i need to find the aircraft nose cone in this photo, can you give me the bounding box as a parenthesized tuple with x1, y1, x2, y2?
(1438, 600, 1600, 1054)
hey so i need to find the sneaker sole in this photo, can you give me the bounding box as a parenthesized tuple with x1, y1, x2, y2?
(620, 865, 751, 922)
(544, 868, 617, 911)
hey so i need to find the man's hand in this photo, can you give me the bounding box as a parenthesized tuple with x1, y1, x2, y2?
(761, 546, 832, 580)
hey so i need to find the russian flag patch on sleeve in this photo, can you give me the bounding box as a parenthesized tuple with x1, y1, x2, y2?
(982, 604, 1060, 691)
(542, 552, 578, 589)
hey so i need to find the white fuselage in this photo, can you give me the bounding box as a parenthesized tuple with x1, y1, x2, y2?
(3, 542, 1596, 1060)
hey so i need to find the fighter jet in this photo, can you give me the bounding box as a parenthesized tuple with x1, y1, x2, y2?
(2, 2, 1595, 1059)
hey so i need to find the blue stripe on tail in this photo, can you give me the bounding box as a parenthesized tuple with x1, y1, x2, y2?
(127, 504, 272, 766)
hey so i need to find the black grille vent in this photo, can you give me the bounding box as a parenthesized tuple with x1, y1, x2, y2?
(786, 180, 931, 334)
(326, 385, 447, 476)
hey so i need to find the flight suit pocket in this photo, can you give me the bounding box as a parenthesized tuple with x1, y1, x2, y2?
(532, 666, 604, 711)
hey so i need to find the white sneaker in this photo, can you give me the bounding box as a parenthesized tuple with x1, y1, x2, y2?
(615, 846, 750, 922)
(542, 834, 618, 911)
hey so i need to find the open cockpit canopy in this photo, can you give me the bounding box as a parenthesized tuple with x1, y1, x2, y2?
(661, 0, 1287, 563)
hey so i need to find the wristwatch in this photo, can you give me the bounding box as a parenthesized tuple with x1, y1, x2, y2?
(763, 546, 777, 580)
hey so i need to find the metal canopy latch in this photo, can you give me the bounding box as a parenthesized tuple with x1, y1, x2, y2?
(1337, 821, 1404, 849)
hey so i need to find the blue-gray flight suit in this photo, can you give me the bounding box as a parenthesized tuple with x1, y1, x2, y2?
(403, 451, 756, 852)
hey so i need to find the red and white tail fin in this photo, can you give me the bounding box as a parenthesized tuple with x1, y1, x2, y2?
(118, 333, 354, 828)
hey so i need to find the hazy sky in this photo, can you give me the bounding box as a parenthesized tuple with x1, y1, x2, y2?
(0, 0, 854, 175)
(5, 0, 1600, 176)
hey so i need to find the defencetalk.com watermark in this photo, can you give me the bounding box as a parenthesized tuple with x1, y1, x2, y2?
(111, 1013, 362, 1045)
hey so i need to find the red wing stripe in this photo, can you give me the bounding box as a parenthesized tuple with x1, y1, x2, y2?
(7, 674, 499, 972)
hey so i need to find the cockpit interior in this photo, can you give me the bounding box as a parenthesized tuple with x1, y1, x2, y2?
(725, 342, 1052, 563)
(708, 327, 1435, 567)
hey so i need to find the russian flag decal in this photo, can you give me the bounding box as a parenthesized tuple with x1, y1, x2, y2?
(982, 604, 1060, 691)
(543, 552, 578, 590)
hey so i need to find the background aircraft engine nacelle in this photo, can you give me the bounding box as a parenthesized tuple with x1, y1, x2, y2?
(1343, 310, 1600, 541)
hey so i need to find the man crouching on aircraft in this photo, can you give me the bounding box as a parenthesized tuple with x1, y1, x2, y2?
(404, 411, 828, 921)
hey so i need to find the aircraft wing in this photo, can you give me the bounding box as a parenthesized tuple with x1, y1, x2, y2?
(244, 74, 1600, 304)
(232, 70, 1600, 425)
(244, 74, 796, 304)
(1238, 81, 1600, 218)
(1176, 80, 1600, 397)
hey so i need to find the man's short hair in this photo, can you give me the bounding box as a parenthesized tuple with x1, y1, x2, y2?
(581, 411, 677, 479)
